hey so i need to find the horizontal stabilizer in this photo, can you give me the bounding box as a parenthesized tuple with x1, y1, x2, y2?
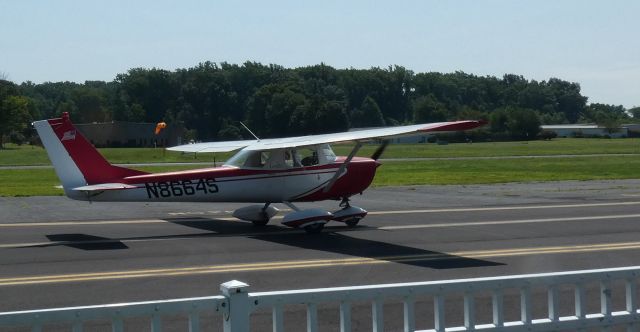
(72, 183, 137, 191)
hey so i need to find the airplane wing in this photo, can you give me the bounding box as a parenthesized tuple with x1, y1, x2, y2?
(167, 120, 486, 153)
(166, 139, 258, 153)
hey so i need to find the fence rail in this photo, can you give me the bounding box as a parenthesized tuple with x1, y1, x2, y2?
(0, 295, 226, 332)
(1, 266, 639, 331)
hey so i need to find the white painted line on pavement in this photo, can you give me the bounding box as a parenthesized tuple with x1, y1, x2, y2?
(2, 201, 639, 228)
(380, 213, 640, 230)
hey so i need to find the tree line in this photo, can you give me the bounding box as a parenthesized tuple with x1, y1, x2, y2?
(1, 62, 638, 148)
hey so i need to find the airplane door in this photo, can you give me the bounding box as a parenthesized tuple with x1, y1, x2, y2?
(283, 147, 323, 200)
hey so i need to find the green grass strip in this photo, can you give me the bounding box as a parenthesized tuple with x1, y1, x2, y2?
(2, 156, 640, 197)
(373, 155, 640, 186)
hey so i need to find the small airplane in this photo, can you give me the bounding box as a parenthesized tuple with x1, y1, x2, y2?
(34, 112, 485, 233)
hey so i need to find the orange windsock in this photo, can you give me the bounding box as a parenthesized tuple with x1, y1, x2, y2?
(154, 122, 167, 135)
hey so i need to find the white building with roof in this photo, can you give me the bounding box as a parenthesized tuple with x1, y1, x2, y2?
(541, 124, 632, 138)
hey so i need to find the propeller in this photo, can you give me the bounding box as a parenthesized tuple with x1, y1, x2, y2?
(370, 140, 389, 160)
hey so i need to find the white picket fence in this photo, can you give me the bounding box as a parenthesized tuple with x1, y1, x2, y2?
(1, 266, 639, 331)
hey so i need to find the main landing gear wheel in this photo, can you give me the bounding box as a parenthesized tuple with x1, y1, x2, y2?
(233, 203, 278, 227)
(303, 223, 325, 234)
(344, 217, 361, 228)
(252, 205, 271, 227)
(251, 219, 269, 227)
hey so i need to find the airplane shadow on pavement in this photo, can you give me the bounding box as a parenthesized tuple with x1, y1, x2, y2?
(27, 217, 504, 269)
(176, 218, 505, 270)
(248, 232, 503, 269)
(22, 218, 283, 251)
(44, 234, 130, 250)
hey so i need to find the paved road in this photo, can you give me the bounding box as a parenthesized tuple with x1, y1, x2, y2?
(2, 180, 640, 330)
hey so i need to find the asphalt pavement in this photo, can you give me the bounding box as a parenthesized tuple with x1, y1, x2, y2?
(2, 180, 640, 331)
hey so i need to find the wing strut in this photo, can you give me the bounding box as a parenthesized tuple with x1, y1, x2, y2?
(323, 142, 363, 193)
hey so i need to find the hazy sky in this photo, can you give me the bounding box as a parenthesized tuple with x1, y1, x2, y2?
(1, 0, 638, 108)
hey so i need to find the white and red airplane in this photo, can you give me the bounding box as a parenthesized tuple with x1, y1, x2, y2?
(34, 112, 484, 233)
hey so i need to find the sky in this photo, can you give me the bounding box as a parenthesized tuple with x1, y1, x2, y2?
(1, 0, 638, 108)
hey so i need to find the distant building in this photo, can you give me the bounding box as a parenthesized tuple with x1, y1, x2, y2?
(541, 124, 636, 138)
(75, 121, 183, 148)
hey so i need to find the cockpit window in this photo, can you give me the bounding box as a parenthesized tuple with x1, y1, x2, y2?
(224, 149, 251, 167)
(284, 149, 297, 167)
(259, 151, 271, 166)
(298, 148, 319, 166)
(319, 144, 337, 163)
(224, 145, 336, 169)
(225, 149, 294, 169)
(224, 150, 265, 168)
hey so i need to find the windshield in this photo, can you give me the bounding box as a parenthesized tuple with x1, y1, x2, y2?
(224, 149, 256, 168)
(225, 145, 336, 168)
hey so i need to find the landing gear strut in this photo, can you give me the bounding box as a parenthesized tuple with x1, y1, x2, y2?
(340, 198, 360, 227)
(339, 197, 351, 208)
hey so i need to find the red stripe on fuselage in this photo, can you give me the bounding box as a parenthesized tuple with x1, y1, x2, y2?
(120, 157, 379, 201)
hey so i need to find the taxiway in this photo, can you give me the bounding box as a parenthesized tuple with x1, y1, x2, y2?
(2, 180, 640, 330)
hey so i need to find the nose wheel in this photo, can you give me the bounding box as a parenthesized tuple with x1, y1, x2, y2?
(333, 197, 367, 228)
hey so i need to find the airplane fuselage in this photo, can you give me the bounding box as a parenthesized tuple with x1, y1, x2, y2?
(72, 156, 379, 203)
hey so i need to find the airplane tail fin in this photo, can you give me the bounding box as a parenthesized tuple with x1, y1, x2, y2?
(33, 113, 147, 198)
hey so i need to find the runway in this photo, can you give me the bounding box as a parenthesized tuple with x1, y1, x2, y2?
(2, 180, 640, 330)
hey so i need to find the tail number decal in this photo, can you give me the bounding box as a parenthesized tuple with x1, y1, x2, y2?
(145, 179, 218, 198)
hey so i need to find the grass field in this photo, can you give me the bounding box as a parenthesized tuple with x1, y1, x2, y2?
(2, 138, 640, 196)
(0, 144, 222, 166)
(375, 156, 640, 185)
(0, 165, 204, 197)
(2, 155, 640, 197)
(2, 138, 640, 166)
(359, 138, 640, 158)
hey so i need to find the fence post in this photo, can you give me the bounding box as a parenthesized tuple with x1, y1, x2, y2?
(221, 280, 250, 332)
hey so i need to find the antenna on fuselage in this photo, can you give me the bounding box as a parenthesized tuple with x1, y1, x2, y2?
(240, 122, 260, 141)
